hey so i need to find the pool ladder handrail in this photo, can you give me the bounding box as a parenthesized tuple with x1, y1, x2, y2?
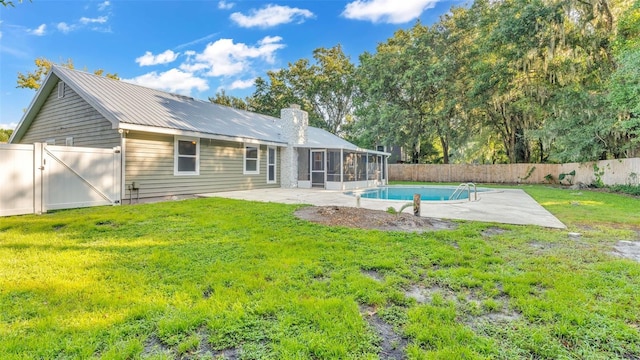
(449, 182, 478, 201)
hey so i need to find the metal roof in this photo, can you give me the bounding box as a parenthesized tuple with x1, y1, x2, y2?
(301, 127, 386, 154)
(51, 66, 286, 144)
(11, 66, 387, 155)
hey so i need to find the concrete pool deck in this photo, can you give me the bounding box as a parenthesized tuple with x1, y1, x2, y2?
(200, 187, 566, 229)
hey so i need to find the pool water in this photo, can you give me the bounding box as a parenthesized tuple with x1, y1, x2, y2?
(348, 186, 487, 201)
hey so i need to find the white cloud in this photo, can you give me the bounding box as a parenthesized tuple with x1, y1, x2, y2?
(98, 0, 111, 11)
(230, 4, 314, 28)
(135, 50, 179, 66)
(55, 15, 109, 34)
(180, 36, 285, 77)
(28, 24, 46, 36)
(57, 22, 74, 34)
(124, 69, 209, 95)
(0, 122, 17, 130)
(218, 1, 234, 10)
(175, 32, 219, 50)
(228, 78, 256, 90)
(342, 0, 438, 24)
(80, 16, 108, 24)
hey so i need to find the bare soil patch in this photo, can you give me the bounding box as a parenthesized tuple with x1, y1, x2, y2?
(360, 305, 407, 360)
(481, 227, 508, 237)
(295, 206, 456, 232)
(612, 241, 640, 263)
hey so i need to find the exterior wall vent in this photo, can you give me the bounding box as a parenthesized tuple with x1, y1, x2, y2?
(57, 82, 65, 99)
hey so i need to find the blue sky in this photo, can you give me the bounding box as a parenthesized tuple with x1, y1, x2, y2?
(0, 0, 463, 131)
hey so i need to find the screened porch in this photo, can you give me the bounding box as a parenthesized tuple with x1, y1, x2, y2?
(296, 148, 389, 190)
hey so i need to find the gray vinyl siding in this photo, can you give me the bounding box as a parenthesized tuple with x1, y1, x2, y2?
(19, 81, 120, 148)
(124, 131, 280, 199)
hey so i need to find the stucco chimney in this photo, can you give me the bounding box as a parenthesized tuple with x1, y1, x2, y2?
(280, 104, 308, 189)
(280, 104, 308, 145)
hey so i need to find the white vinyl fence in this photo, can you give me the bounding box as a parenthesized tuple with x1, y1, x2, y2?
(1, 143, 121, 217)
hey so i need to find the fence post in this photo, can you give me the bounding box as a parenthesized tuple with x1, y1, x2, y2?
(33, 142, 44, 214)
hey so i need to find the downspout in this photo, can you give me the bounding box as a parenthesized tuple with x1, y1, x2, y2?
(119, 129, 127, 203)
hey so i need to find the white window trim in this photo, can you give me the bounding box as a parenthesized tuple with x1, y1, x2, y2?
(174, 136, 200, 176)
(267, 146, 277, 184)
(243, 144, 260, 175)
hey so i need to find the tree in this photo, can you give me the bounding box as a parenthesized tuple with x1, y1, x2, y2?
(1, 0, 27, 7)
(249, 45, 357, 135)
(607, 0, 640, 156)
(355, 21, 468, 164)
(209, 89, 250, 110)
(0, 129, 13, 143)
(17, 57, 119, 91)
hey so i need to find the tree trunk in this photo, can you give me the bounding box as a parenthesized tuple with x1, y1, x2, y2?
(440, 137, 449, 164)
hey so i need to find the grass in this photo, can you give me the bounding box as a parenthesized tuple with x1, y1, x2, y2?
(0, 185, 639, 359)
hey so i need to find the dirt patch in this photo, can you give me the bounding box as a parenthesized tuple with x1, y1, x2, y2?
(404, 284, 457, 305)
(404, 285, 429, 304)
(362, 269, 384, 282)
(360, 305, 407, 360)
(295, 206, 456, 233)
(481, 227, 507, 237)
(612, 241, 640, 263)
(142, 334, 174, 358)
(211, 348, 239, 359)
(203, 285, 214, 299)
(529, 241, 557, 251)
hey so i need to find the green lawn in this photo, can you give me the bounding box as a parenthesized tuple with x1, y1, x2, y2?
(0, 185, 639, 359)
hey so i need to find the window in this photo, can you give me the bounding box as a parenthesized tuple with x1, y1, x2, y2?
(267, 147, 276, 183)
(57, 82, 65, 98)
(174, 137, 199, 175)
(65, 137, 74, 146)
(244, 144, 259, 174)
(45, 138, 56, 145)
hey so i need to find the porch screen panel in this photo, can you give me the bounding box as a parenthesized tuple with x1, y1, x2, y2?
(297, 148, 310, 181)
(327, 151, 341, 182)
(356, 153, 367, 181)
(367, 154, 378, 180)
(343, 152, 356, 181)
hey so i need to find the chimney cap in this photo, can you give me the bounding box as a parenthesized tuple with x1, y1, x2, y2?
(290, 104, 301, 110)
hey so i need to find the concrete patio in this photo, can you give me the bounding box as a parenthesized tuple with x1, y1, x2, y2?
(200, 188, 566, 229)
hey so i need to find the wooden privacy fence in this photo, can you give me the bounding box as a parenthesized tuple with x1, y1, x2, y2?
(389, 158, 640, 186)
(1, 143, 121, 217)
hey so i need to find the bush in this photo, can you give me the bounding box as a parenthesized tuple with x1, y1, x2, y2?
(607, 184, 640, 196)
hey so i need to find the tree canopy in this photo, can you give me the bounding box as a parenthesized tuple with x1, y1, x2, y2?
(247, 45, 357, 134)
(0, 129, 13, 143)
(247, 0, 638, 163)
(17, 58, 119, 91)
(15, 0, 640, 164)
(348, 0, 639, 163)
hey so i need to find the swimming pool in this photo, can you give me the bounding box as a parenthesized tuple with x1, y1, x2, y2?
(347, 185, 488, 201)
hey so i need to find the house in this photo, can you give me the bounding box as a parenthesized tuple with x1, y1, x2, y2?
(10, 66, 388, 202)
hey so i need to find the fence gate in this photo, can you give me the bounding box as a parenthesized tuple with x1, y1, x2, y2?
(0, 143, 121, 217)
